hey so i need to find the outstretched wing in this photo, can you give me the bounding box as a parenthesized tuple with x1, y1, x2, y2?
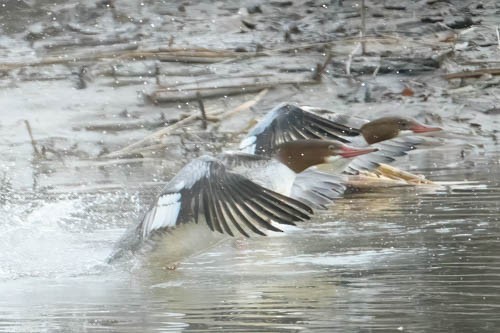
(302, 106, 370, 130)
(215, 151, 272, 172)
(291, 168, 347, 209)
(345, 136, 424, 174)
(284, 107, 428, 173)
(240, 103, 360, 155)
(138, 156, 313, 239)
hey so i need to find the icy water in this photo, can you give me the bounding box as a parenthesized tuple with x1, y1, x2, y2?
(2, 0, 500, 331)
(1, 146, 500, 333)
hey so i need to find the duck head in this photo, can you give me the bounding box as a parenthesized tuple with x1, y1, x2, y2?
(275, 139, 378, 173)
(360, 117, 442, 145)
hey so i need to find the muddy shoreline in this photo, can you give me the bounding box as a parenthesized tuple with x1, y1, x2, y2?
(1, 0, 499, 191)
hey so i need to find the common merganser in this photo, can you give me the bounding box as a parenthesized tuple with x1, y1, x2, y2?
(240, 103, 442, 174)
(110, 139, 377, 261)
(140, 140, 378, 237)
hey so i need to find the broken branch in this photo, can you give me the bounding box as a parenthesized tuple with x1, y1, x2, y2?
(443, 68, 500, 80)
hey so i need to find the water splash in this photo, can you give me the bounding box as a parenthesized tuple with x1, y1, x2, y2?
(0, 195, 125, 281)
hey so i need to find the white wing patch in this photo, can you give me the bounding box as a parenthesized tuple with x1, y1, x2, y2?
(142, 193, 181, 238)
(136, 155, 313, 240)
(171, 180, 185, 191)
(239, 136, 256, 153)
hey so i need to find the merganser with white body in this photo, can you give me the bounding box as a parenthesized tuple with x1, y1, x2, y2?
(240, 103, 442, 174)
(110, 139, 377, 261)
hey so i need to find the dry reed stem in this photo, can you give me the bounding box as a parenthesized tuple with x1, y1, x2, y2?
(496, 25, 500, 50)
(103, 114, 200, 158)
(0, 47, 241, 71)
(220, 89, 268, 119)
(349, 164, 434, 188)
(0, 38, 403, 72)
(346, 42, 361, 76)
(376, 163, 434, 184)
(103, 89, 269, 159)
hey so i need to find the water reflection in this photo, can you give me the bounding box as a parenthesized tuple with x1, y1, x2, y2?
(1, 148, 500, 332)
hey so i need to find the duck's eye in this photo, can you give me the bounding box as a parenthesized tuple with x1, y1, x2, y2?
(399, 121, 408, 128)
(328, 145, 336, 151)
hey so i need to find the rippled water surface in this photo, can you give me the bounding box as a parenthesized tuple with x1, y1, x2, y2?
(1, 147, 500, 332)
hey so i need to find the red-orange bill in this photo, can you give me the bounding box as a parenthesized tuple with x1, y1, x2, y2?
(340, 146, 378, 158)
(411, 123, 442, 133)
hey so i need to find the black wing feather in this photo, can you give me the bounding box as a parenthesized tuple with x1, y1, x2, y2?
(243, 104, 360, 155)
(138, 156, 312, 239)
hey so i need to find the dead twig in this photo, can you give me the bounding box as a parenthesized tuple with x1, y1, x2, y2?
(148, 79, 313, 103)
(77, 119, 167, 132)
(463, 60, 500, 65)
(112, 143, 171, 158)
(443, 68, 500, 80)
(210, 89, 269, 134)
(103, 114, 199, 158)
(43, 36, 131, 50)
(149, 85, 271, 104)
(220, 89, 268, 119)
(158, 73, 273, 90)
(103, 89, 269, 159)
(312, 50, 333, 81)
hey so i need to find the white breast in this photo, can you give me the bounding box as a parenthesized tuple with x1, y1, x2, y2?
(146, 220, 229, 266)
(245, 161, 297, 196)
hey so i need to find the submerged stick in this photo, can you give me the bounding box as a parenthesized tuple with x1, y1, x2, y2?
(360, 0, 367, 55)
(24, 120, 41, 158)
(312, 50, 333, 81)
(196, 92, 208, 130)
